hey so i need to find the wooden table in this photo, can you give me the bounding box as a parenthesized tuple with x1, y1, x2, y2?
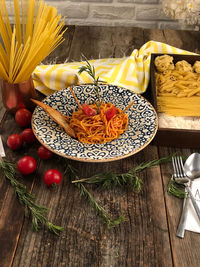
(1, 26, 200, 267)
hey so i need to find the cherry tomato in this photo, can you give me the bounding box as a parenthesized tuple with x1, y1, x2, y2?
(37, 145, 53, 160)
(15, 108, 32, 127)
(82, 103, 96, 116)
(21, 128, 36, 144)
(43, 169, 62, 187)
(7, 134, 23, 150)
(105, 106, 116, 121)
(16, 102, 26, 110)
(17, 156, 37, 175)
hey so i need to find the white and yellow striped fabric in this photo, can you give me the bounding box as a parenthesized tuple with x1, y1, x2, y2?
(32, 40, 195, 96)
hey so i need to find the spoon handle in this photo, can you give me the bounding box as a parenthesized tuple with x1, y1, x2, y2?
(187, 187, 200, 220)
(176, 184, 200, 238)
(176, 195, 189, 238)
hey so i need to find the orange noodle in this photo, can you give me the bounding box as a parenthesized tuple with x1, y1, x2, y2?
(68, 102, 128, 144)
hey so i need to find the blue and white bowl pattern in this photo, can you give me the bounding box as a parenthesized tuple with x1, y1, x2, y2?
(32, 84, 158, 162)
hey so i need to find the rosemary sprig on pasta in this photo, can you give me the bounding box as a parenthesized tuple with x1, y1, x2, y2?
(0, 0, 66, 83)
(66, 60, 134, 144)
(78, 56, 105, 112)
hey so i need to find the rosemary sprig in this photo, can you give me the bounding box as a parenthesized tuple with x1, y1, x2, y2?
(167, 178, 187, 199)
(64, 155, 173, 227)
(78, 55, 105, 111)
(72, 155, 173, 189)
(72, 171, 142, 192)
(65, 164, 125, 228)
(0, 158, 64, 235)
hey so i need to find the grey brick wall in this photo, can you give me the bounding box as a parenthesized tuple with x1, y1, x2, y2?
(47, 0, 188, 30)
(6, 0, 193, 30)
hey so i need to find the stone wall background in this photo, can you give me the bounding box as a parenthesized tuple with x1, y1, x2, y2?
(5, 0, 194, 30)
(46, 0, 184, 30)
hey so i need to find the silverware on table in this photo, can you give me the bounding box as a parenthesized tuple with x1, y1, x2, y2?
(172, 155, 200, 238)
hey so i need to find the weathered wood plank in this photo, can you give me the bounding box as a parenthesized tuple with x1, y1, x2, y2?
(163, 29, 200, 53)
(12, 145, 172, 267)
(0, 93, 6, 123)
(143, 145, 173, 267)
(0, 112, 40, 267)
(68, 26, 145, 61)
(143, 28, 166, 44)
(158, 146, 200, 267)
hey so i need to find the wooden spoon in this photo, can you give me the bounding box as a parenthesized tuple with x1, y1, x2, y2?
(31, 98, 76, 138)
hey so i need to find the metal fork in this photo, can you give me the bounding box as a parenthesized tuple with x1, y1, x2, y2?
(172, 156, 189, 184)
(172, 156, 200, 238)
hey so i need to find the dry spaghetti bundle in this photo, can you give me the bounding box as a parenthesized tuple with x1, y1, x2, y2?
(69, 103, 128, 144)
(0, 0, 66, 83)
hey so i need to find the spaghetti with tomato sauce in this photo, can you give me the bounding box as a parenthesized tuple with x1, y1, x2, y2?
(67, 102, 128, 144)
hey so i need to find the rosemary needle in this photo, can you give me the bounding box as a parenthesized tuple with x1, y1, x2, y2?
(167, 178, 187, 199)
(0, 158, 64, 235)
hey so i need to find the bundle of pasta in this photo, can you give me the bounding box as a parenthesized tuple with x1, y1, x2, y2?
(155, 55, 200, 116)
(0, 0, 66, 83)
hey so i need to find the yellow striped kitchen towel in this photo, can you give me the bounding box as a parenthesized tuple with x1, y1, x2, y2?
(32, 40, 195, 96)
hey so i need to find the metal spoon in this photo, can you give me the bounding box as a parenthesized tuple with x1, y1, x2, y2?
(184, 153, 200, 179)
(176, 153, 200, 238)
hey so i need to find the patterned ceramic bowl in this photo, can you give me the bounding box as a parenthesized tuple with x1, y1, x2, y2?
(32, 84, 158, 162)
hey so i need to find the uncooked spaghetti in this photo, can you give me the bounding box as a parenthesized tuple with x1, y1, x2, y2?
(68, 102, 128, 144)
(0, 0, 66, 83)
